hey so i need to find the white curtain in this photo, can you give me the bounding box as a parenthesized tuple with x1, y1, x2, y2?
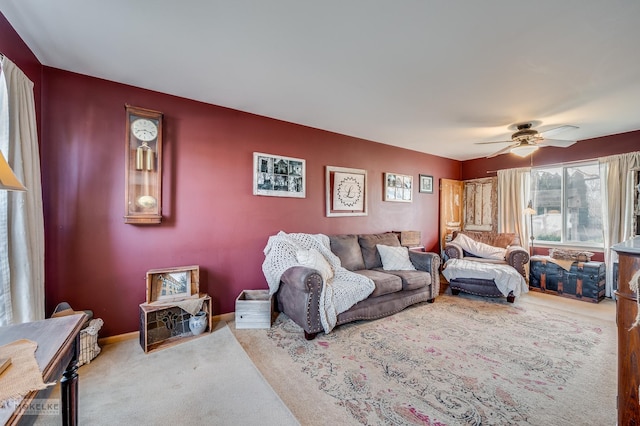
(0, 56, 45, 325)
(599, 151, 640, 298)
(497, 167, 531, 246)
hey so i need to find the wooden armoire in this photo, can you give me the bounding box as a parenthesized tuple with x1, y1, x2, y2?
(613, 236, 640, 424)
(439, 177, 497, 253)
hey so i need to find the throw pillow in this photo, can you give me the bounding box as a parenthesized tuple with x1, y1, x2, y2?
(359, 233, 401, 269)
(296, 248, 334, 282)
(376, 244, 416, 271)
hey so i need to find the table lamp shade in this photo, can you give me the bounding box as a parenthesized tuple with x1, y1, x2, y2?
(0, 151, 26, 191)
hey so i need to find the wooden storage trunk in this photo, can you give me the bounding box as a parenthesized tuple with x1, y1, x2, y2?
(139, 294, 212, 353)
(235, 290, 273, 329)
(530, 257, 605, 303)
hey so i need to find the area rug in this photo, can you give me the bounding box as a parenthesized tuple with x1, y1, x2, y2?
(231, 294, 616, 426)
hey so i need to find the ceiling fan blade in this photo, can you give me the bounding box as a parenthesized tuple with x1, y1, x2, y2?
(486, 144, 516, 158)
(539, 125, 579, 138)
(475, 139, 513, 145)
(538, 138, 577, 148)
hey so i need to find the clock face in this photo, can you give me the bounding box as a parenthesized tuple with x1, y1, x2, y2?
(131, 118, 158, 142)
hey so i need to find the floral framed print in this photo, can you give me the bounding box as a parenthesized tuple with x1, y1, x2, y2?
(384, 172, 413, 202)
(253, 152, 305, 198)
(326, 166, 367, 217)
(419, 174, 434, 193)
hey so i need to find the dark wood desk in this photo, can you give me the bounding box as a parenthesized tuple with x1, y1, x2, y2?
(0, 314, 85, 425)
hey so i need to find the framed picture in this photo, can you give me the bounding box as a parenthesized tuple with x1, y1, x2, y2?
(146, 265, 200, 304)
(151, 271, 191, 302)
(419, 174, 434, 193)
(326, 166, 367, 217)
(384, 172, 413, 202)
(253, 152, 306, 198)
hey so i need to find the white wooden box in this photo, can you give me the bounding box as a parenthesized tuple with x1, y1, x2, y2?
(235, 290, 273, 329)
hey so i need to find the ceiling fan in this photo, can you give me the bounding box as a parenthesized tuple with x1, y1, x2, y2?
(478, 122, 579, 158)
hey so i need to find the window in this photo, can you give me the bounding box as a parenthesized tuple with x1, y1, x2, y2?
(530, 162, 603, 247)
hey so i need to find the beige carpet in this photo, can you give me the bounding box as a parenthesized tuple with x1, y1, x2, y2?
(35, 321, 299, 426)
(230, 291, 617, 426)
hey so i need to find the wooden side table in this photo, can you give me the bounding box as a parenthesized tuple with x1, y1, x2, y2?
(0, 313, 86, 425)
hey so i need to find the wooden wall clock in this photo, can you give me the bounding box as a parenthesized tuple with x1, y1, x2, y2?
(124, 105, 163, 224)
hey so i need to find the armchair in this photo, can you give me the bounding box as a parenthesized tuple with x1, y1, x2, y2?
(444, 231, 529, 277)
(443, 231, 530, 302)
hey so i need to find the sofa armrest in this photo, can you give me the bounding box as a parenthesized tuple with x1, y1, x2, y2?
(409, 250, 442, 297)
(276, 266, 324, 335)
(444, 242, 463, 260)
(505, 245, 530, 277)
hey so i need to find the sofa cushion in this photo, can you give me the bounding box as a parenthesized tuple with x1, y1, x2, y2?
(463, 257, 506, 265)
(329, 234, 366, 271)
(354, 269, 402, 297)
(358, 233, 401, 269)
(376, 244, 416, 271)
(379, 269, 431, 291)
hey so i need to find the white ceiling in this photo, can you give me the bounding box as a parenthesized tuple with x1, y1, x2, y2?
(2, 0, 640, 160)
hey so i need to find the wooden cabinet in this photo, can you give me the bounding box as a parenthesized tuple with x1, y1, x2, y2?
(439, 178, 464, 252)
(612, 237, 640, 424)
(463, 177, 497, 232)
(139, 294, 212, 353)
(439, 177, 497, 254)
(634, 169, 640, 236)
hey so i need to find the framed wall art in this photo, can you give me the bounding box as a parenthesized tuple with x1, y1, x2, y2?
(419, 174, 434, 194)
(326, 166, 367, 217)
(146, 265, 200, 304)
(384, 172, 413, 202)
(253, 152, 306, 198)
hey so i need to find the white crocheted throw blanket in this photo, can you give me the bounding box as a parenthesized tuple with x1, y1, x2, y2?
(262, 231, 374, 333)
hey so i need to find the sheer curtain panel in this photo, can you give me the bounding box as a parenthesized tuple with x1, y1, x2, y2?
(599, 151, 640, 298)
(0, 56, 45, 325)
(497, 167, 531, 246)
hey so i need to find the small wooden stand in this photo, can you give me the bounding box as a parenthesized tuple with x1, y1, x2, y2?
(235, 290, 273, 329)
(139, 294, 212, 353)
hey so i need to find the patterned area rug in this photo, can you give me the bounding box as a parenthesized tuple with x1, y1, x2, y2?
(231, 294, 616, 426)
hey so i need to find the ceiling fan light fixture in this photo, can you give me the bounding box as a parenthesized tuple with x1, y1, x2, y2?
(510, 144, 538, 157)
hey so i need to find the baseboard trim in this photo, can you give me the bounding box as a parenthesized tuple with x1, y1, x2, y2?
(98, 331, 138, 346)
(98, 312, 236, 345)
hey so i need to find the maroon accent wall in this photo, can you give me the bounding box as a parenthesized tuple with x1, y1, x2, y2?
(462, 130, 640, 180)
(40, 68, 460, 336)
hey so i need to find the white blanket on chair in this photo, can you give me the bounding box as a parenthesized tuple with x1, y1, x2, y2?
(262, 231, 375, 333)
(450, 233, 506, 260)
(442, 258, 529, 297)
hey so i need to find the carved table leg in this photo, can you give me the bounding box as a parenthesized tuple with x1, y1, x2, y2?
(61, 333, 80, 426)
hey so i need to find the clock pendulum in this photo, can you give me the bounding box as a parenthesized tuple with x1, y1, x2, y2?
(135, 142, 155, 172)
